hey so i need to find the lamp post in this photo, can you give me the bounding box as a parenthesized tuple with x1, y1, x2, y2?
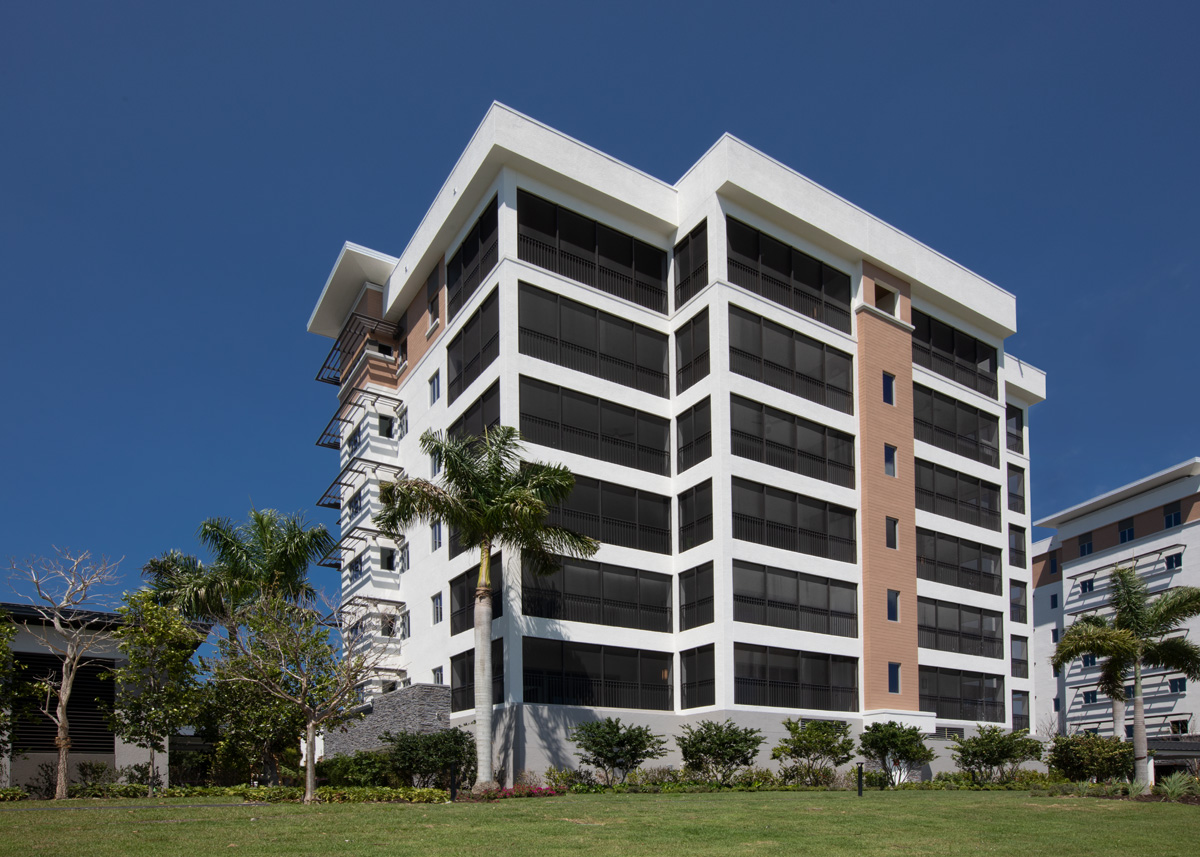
(857, 761, 864, 797)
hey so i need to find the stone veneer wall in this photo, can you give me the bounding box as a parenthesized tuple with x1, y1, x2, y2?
(323, 684, 450, 758)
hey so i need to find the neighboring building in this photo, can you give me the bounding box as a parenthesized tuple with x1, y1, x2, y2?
(308, 103, 1046, 780)
(2, 602, 160, 789)
(1033, 459, 1200, 747)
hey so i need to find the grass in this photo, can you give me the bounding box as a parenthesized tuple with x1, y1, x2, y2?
(1, 790, 1196, 857)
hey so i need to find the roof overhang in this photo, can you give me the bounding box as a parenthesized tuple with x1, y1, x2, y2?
(308, 243, 399, 339)
(1035, 457, 1200, 529)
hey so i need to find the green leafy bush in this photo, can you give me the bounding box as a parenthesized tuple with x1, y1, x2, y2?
(543, 766, 599, 791)
(1156, 771, 1197, 800)
(0, 788, 28, 802)
(1047, 733, 1134, 782)
(316, 750, 398, 787)
(772, 719, 855, 786)
(950, 726, 1043, 784)
(569, 718, 668, 786)
(859, 722, 936, 787)
(382, 728, 476, 789)
(158, 784, 448, 803)
(675, 720, 764, 786)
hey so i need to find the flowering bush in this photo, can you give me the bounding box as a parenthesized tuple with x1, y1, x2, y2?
(476, 784, 562, 800)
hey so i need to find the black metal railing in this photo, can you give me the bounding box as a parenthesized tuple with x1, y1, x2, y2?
(550, 507, 671, 555)
(1009, 547, 1027, 569)
(919, 695, 1004, 722)
(1012, 715, 1030, 732)
(732, 513, 857, 563)
(521, 589, 671, 633)
(678, 431, 712, 473)
(916, 488, 1001, 532)
(730, 430, 855, 488)
(520, 326, 668, 397)
(1011, 659, 1029, 679)
(447, 236, 499, 320)
(520, 412, 670, 476)
(912, 342, 998, 399)
(675, 262, 708, 309)
(522, 673, 672, 711)
(1007, 430, 1024, 454)
(681, 678, 715, 710)
(519, 234, 667, 313)
(727, 258, 852, 334)
(914, 419, 999, 468)
(917, 626, 1004, 659)
(1010, 604, 1027, 624)
(450, 675, 504, 712)
(676, 350, 710, 394)
(680, 596, 714, 630)
(733, 595, 857, 638)
(730, 347, 853, 415)
(1008, 493, 1025, 514)
(679, 515, 713, 552)
(734, 677, 858, 712)
(916, 557, 1003, 596)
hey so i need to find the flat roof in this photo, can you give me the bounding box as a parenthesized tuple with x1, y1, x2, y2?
(1035, 457, 1200, 529)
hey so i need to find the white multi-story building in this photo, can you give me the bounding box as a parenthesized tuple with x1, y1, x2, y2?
(1032, 458, 1200, 746)
(308, 104, 1046, 779)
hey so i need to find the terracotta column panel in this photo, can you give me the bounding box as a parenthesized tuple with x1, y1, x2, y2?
(856, 303, 919, 712)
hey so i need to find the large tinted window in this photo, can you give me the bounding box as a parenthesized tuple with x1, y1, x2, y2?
(673, 220, 709, 309)
(675, 308, 710, 394)
(677, 397, 712, 473)
(679, 561, 714, 630)
(725, 216, 852, 333)
(732, 560, 857, 637)
(728, 305, 854, 414)
(915, 527, 1003, 595)
(449, 639, 504, 711)
(13, 653, 114, 753)
(730, 394, 855, 488)
(733, 644, 858, 712)
(681, 644, 715, 709)
(919, 666, 1004, 722)
(915, 460, 1002, 531)
(678, 479, 713, 552)
(522, 637, 671, 710)
(519, 283, 669, 397)
(447, 288, 500, 404)
(447, 196, 499, 320)
(517, 189, 668, 313)
(550, 475, 672, 554)
(911, 309, 998, 399)
(913, 384, 999, 467)
(522, 556, 671, 632)
(917, 596, 1003, 658)
(731, 477, 857, 563)
(518, 376, 669, 475)
(448, 553, 503, 635)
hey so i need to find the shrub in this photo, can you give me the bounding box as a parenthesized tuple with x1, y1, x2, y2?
(1156, 771, 1197, 801)
(381, 727, 476, 790)
(569, 718, 668, 786)
(859, 722, 936, 787)
(675, 720, 764, 786)
(317, 750, 398, 787)
(157, 784, 447, 803)
(544, 766, 599, 791)
(728, 766, 780, 789)
(24, 763, 59, 799)
(772, 719, 855, 786)
(1126, 778, 1150, 797)
(0, 788, 28, 802)
(1047, 733, 1134, 782)
(475, 784, 562, 800)
(950, 726, 1043, 784)
(625, 766, 690, 787)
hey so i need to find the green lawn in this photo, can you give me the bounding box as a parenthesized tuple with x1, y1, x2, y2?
(1, 790, 1195, 857)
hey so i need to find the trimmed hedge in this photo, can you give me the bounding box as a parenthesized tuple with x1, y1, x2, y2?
(158, 785, 449, 803)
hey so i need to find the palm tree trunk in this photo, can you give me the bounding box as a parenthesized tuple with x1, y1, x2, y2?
(1112, 696, 1126, 741)
(1133, 661, 1149, 783)
(304, 721, 317, 804)
(473, 542, 494, 788)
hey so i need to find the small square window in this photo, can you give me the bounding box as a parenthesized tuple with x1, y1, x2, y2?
(431, 522, 443, 551)
(1083, 690, 1098, 705)
(1164, 501, 1182, 529)
(887, 589, 900, 622)
(1050, 593, 1059, 609)
(885, 517, 899, 549)
(398, 613, 411, 640)
(1082, 654, 1096, 668)
(379, 415, 395, 438)
(381, 614, 396, 637)
(432, 667, 444, 685)
(399, 543, 410, 573)
(888, 662, 901, 694)
(883, 372, 895, 405)
(1169, 677, 1187, 693)
(1118, 518, 1134, 544)
(1125, 725, 1134, 739)
(1166, 553, 1182, 571)
(432, 593, 444, 625)
(1053, 697, 1060, 712)
(429, 371, 441, 405)
(381, 548, 396, 571)
(884, 444, 897, 477)
(1125, 684, 1135, 698)
(1081, 579, 1094, 594)
(1078, 532, 1093, 557)
(1053, 664, 1060, 677)
(432, 451, 442, 477)
(1171, 719, 1189, 735)
(1050, 556, 1058, 575)
(1052, 628, 1059, 644)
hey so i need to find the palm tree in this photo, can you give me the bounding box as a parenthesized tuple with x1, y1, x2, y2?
(374, 426, 598, 786)
(1052, 565, 1200, 782)
(144, 510, 332, 626)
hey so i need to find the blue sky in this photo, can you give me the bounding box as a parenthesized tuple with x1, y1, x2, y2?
(2, 1, 1196, 595)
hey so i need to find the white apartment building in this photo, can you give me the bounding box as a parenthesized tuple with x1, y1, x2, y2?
(1032, 459, 1200, 745)
(308, 104, 1046, 779)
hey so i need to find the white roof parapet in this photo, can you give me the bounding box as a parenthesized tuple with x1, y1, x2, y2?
(1035, 457, 1200, 529)
(1003, 353, 1047, 404)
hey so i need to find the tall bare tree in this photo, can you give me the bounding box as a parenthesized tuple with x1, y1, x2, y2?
(8, 548, 120, 799)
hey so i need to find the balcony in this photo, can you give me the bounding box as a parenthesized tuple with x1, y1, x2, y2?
(522, 672, 672, 711)
(916, 488, 1002, 532)
(919, 695, 1004, 722)
(518, 233, 667, 313)
(1010, 603, 1027, 624)
(734, 677, 858, 712)
(680, 596, 714, 630)
(316, 314, 403, 387)
(916, 557, 1003, 596)
(914, 418, 999, 468)
(733, 595, 857, 638)
(732, 513, 857, 563)
(1007, 430, 1024, 455)
(522, 589, 671, 633)
(917, 626, 1003, 659)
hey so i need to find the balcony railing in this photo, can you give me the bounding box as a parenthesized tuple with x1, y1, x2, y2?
(522, 672, 671, 710)
(520, 327, 669, 397)
(734, 677, 858, 712)
(727, 258, 852, 334)
(1007, 430, 1024, 455)
(916, 488, 1002, 532)
(681, 678, 715, 709)
(679, 515, 713, 552)
(521, 413, 670, 476)
(1009, 547, 1027, 569)
(680, 596, 714, 630)
(521, 589, 671, 633)
(518, 233, 667, 313)
(916, 557, 1004, 596)
(919, 695, 1004, 722)
(1010, 603, 1027, 624)
(677, 431, 712, 473)
(912, 342, 998, 399)
(917, 626, 1003, 659)
(450, 675, 504, 712)
(733, 595, 857, 638)
(914, 418, 999, 468)
(677, 349, 710, 394)
(1012, 715, 1030, 732)
(731, 430, 855, 488)
(732, 513, 857, 563)
(1011, 659, 1029, 679)
(729, 347, 853, 415)
(675, 262, 709, 309)
(316, 313, 403, 386)
(1008, 493, 1026, 514)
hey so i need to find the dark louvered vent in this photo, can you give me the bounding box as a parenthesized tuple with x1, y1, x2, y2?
(13, 652, 115, 754)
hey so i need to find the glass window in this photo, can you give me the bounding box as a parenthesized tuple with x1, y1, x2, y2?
(1165, 501, 1182, 528)
(883, 372, 895, 405)
(887, 589, 899, 622)
(888, 663, 901, 694)
(1119, 518, 1135, 544)
(886, 517, 899, 549)
(885, 444, 897, 477)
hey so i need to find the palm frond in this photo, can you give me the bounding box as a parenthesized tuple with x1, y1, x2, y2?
(1146, 586, 1200, 637)
(1108, 566, 1151, 635)
(1141, 636, 1200, 680)
(1051, 622, 1139, 669)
